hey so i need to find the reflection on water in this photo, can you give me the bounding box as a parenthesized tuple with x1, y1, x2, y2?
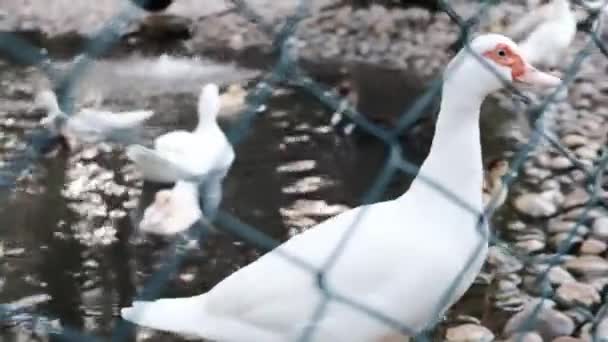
(0, 55, 519, 341)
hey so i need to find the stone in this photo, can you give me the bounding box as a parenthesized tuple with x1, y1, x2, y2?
(565, 255, 608, 276)
(505, 332, 543, 342)
(575, 147, 598, 160)
(446, 324, 494, 342)
(515, 239, 546, 254)
(552, 337, 585, 342)
(507, 221, 527, 232)
(548, 220, 588, 235)
(555, 282, 600, 308)
(562, 307, 593, 326)
(563, 188, 590, 208)
(487, 246, 524, 274)
(561, 134, 588, 148)
(586, 276, 608, 292)
(590, 318, 608, 340)
(592, 217, 608, 240)
(514, 193, 558, 218)
(550, 156, 574, 170)
(503, 298, 575, 340)
(580, 238, 607, 255)
(549, 233, 582, 251)
(548, 266, 576, 286)
(523, 275, 553, 296)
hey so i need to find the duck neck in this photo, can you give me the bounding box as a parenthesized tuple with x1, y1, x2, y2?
(553, 0, 571, 16)
(405, 83, 485, 210)
(194, 116, 217, 134)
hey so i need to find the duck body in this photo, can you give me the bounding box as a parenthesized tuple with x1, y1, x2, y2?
(125, 197, 487, 341)
(127, 84, 235, 185)
(139, 180, 202, 235)
(512, 0, 577, 68)
(122, 34, 560, 340)
(36, 90, 154, 150)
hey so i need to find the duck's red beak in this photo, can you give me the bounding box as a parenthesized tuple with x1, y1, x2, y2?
(514, 63, 561, 88)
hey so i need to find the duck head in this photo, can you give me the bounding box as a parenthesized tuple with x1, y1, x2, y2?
(445, 34, 561, 97)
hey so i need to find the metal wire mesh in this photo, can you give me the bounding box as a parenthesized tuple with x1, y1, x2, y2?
(0, 0, 607, 341)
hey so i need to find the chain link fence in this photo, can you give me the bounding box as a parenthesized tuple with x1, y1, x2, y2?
(0, 0, 608, 341)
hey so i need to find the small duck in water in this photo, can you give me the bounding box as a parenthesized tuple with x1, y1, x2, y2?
(482, 159, 510, 210)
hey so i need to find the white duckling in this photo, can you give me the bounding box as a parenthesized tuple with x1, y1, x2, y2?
(482, 159, 510, 210)
(35, 89, 154, 150)
(139, 181, 202, 236)
(126, 83, 235, 219)
(507, 0, 577, 69)
(220, 83, 247, 117)
(121, 34, 560, 341)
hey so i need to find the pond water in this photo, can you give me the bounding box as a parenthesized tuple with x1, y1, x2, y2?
(0, 50, 524, 341)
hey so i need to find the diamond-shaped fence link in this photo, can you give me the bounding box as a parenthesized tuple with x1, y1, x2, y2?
(1, 0, 608, 341)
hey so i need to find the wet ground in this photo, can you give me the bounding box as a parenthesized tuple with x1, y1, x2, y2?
(0, 43, 524, 341)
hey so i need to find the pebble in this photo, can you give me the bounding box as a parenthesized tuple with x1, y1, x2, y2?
(548, 220, 588, 235)
(514, 193, 558, 218)
(503, 298, 575, 341)
(555, 282, 600, 308)
(561, 134, 588, 148)
(446, 324, 494, 342)
(515, 239, 546, 253)
(523, 276, 553, 296)
(505, 332, 543, 342)
(565, 255, 608, 276)
(587, 318, 608, 340)
(579, 238, 607, 255)
(547, 266, 576, 286)
(592, 217, 608, 240)
(587, 276, 608, 292)
(552, 337, 585, 342)
(563, 307, 593, 326)
(550, 156, 574, 170)
(507, 221, 527, 232)
(575, 146, 598, 160)
(549, 233, 582, 251)
(487, 246, 524, 274)
(562, 188, 590, 207)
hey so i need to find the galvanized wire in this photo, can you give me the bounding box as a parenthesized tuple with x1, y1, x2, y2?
(0, 0, 607, 341)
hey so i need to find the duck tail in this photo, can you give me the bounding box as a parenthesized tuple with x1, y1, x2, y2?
(121, 295, 209, 336)
(121, 295, 282, 341)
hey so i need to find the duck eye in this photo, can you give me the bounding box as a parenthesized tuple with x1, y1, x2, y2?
(497, 49, 506, 57)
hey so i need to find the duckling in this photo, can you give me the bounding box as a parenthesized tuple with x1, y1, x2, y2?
(482, 159, 510, 209)
(35, 89, 154, 151)
(220, 84, 247, 117)
(139, 181, 202, 236)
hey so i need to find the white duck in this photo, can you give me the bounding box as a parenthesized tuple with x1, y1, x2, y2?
(139, 180, 202, 236)
(121, 34, 560, 341)
(35, 90, 154, 150)
(126, 83, 235, 219)
(507, 0, 577, 69)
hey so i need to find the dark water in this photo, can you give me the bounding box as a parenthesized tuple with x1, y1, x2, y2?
(0, 53, 521, 341)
